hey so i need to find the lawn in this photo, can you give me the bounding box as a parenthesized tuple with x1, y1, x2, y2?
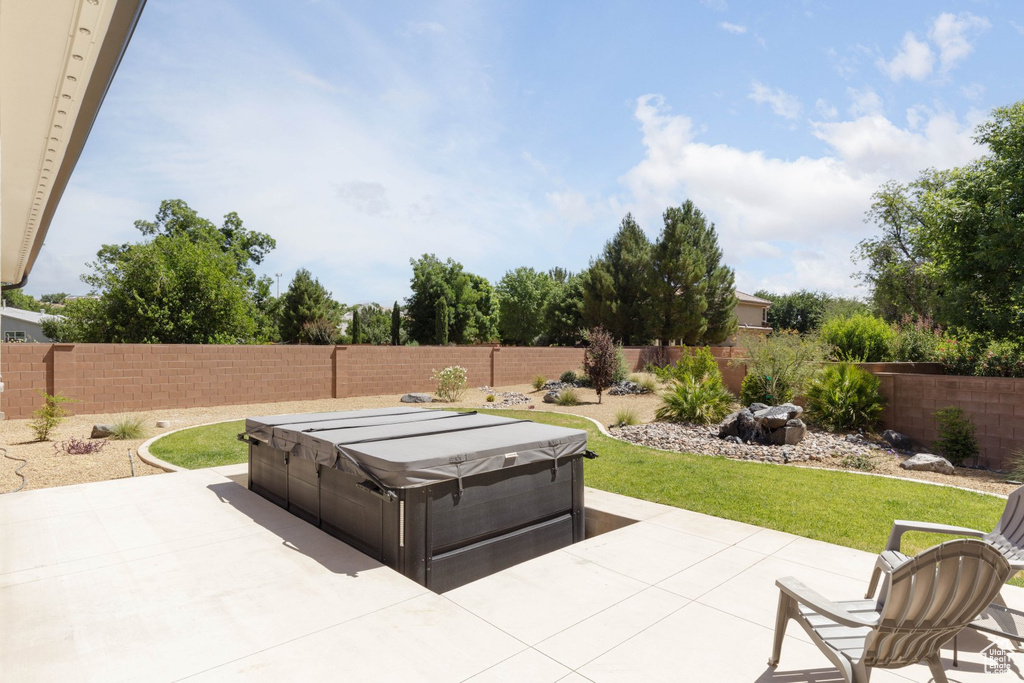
(150, 408, 1012, 580)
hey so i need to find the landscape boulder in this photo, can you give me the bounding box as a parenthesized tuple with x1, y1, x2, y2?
(400, 393, 433, 403)
(771, 418, 807, 446)
(748, 403, 770, 414)
(91, 424, 114, 439)
(900, 453, 954, 475)
(719, 403, 806, 447)
(752, 404, 802, 429)
(543, 390, 561, 404)
(882, 430, 913, 451)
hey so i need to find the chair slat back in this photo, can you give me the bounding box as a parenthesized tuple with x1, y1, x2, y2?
(990, 487, 1024, 549)
(864, 539, 1010, 667)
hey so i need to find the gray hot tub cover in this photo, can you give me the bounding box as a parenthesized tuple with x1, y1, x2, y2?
(244, 408, 588, 489)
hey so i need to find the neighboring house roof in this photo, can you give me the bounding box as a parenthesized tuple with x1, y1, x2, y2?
(735, 291, 772, 307)
(1, 306, 64, 325)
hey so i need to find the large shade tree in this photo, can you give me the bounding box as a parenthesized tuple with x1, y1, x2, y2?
(406, 254, 499, 345)
(496, 267, 555, 345)
(278, 268, 342, 343)
(54, 200, 276, 343)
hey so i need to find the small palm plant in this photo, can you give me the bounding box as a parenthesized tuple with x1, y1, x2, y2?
(655, 375, 736, 425)
(804, 363, 886, 432)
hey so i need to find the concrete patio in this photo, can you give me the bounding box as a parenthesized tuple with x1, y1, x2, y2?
(2, 466, 1022, 682)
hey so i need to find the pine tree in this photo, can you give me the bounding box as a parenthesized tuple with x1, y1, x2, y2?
(391, 301, 401, 345)
(435, 298, 449, 345)
(351, 308, 361, 344)
(581, 214, 653, 345)
(279, 269, 341, 343)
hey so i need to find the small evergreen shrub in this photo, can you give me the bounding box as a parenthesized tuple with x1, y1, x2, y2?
(486, 394, 496, 403)
(932, 406, 978, 466)
(300, 318, 338, 345)
(613, 407, 640, 426)
(612, 346, 629, 384)
(531, 375, 547, 391)
(740, 372, 794, 406)
(432, 365, 468, 402)
(819, 313, 894, 362)
(109, 414, 147, 440)
(555, 388, 580, 406)
(655, 376, 736, 425)
(30, 391, 75, 441)
(804, 363, 886, 432)
(559, 370, 578, 384)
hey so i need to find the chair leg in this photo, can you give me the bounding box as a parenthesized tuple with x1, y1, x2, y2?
(926, 653, 949, 683)
(768, 592, 792, 666)
(990, 591, 1024, 652)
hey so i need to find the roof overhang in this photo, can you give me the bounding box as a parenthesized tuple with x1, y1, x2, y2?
(0, 0, 145, 287)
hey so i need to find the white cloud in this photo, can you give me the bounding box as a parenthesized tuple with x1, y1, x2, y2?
(846, 86, 883, 117)
(699, 0, 728, 11)
(929, 12, 990, 71)
(748, 81, 802, 120)
(719, 22, 747, 34)
(546, 191, 596, 227)
(620, 95, 981, 297)
(961, 82, 985, 101)
(815, 98, 838, 120)
(877, 31, 934, 81)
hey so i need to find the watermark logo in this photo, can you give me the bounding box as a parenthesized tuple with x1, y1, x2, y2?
(983, 643, 1011, 674)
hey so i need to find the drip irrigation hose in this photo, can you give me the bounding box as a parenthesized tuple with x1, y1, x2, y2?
(128, 449, 136, 477)
(1, 447, 27, 493)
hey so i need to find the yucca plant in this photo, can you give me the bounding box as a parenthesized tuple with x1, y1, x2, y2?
(804, 363, 886, 432)
(655, 375, 736, 425)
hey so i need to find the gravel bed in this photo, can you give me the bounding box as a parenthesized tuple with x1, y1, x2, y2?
(476, 387, 530, 409)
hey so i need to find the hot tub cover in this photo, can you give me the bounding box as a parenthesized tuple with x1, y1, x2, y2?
(244, 408, 588, 489)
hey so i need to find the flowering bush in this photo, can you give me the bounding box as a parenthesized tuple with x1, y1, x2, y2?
(432, 365, 468, 402)
(889, 315, 943, 362)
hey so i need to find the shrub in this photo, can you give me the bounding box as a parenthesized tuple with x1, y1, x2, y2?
(932, 406, 978, 467)
(555, 388, 580, 406)
(630, 373, 659, 393)
(654, 347, 722, 385)
(30, 391, 75, 441)
(819, 313, 894, 362)
(612, 346, 629, 384)
(1008, 447, 1024, 482)
(840, 454, 875, 471)
(583, 326, 617, 404)
(486, 394, 496, 402)
(977, 339, 1024, 378)
(803, 363, 886, 432)
(655, 375, 736, 425)
(559, 370, 578, 384)
(432, 365, 468, 402)
(613, 407, 640, 426)
(735, 331, 826, 406)
(889, 315, 943, 363)
(933, 334, 980, 376)
(300, 318, 338, 345)
(531, 374, 547, 391)
(54, 437, 107, 455)
(109, 414, 147, 440)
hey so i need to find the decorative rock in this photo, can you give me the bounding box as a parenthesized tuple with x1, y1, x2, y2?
(543, 390, 561, 404)
(400, 393, 433, 403)
(882, 430, 913, 451)
(748, 403, 770, 413)
(771, 418, 807, 446)
(91, 424, 114, 438)
(607, 380, 649, 396)
(725, 435, 742, 444)
(753, 405, 799, 429)
(155, 420, 171, 428)
(900, 453, 954, 475)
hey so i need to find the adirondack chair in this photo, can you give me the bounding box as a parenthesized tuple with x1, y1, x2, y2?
(769, 539, 1011, 683)
(866, 485, 1024, 602)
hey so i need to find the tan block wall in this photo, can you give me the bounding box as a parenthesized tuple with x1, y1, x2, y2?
(874, 373, 1024, 470)
(338, 345, 494, 397)
(1, 344, 51, 417)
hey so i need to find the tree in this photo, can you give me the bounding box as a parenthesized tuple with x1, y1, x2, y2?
(41, 297, 106, 343)
(2, 289, 42, 312)
(391, 302, 401, 345)
(435, 298, 450, 345)
(583, 326, 617, 404)
(698, 221, 738, 345)
(650, 202, 708, 346)
(406, 254, 498, 345)
(755, 290, 829, 333)
(279, 269, 342, 343)
(543, 272, 585, 346)
(581, 214, 653, 345)
(351, 308, 362, 344)
(496, 267, 554, 345)
(40, 293, 69, 304)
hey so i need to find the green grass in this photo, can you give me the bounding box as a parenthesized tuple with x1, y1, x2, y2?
(149, 420, 247, 469)
(150, 409, 1014, 583)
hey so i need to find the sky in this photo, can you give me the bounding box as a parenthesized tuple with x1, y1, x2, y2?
(31, 0, 1024, 305)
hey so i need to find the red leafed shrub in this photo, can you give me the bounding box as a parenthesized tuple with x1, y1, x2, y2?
(54, 437, 108, 455)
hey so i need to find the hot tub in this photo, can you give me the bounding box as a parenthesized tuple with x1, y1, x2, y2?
(241, 408, 593, 592)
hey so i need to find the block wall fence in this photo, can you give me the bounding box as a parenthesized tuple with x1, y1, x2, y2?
(2, 344, 1021, 468)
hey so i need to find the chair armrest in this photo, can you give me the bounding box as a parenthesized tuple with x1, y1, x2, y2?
(885, 520, 986, 552)
(776, 577, 879, 628)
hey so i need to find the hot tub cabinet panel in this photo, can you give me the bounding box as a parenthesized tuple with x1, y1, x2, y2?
(244, 408, 590, 593)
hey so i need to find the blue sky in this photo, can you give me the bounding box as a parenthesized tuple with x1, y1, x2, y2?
(32, 0, 1024, 305)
